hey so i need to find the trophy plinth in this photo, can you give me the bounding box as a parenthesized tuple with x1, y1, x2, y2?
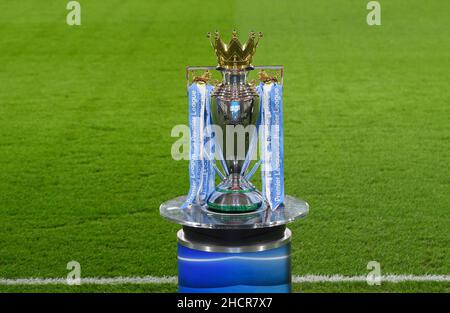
(160, 194, 308, 229)
(160, 195, 308, 293)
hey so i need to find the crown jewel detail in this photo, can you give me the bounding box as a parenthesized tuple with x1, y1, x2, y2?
(208, 30, 262, 69)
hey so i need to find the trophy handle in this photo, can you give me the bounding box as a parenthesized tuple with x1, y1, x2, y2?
(186, 65, 284, 91)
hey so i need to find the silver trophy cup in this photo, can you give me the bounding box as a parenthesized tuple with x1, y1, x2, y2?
(206, 68, 264, 213)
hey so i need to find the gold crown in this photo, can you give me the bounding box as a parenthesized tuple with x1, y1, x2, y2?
(208, 30, 262, 69)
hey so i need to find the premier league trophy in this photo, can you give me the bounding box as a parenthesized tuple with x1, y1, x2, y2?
(160, 31, 309, 293)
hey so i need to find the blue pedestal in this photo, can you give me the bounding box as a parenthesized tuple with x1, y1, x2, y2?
(177, 229, 292, 293)
(161, 196, 308, 293)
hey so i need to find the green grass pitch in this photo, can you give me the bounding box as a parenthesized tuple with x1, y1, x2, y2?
(0, 0, 449, 292)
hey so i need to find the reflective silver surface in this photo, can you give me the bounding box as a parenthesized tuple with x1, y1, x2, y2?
(177, 228, 292, 253)
(160, 195, 309, 229)
(208, 69, 263, 212)
(211, 70, 259, 172)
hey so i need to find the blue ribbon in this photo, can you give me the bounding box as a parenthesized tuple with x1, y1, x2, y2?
(258, 82, 285, 210)
(183, 83, 215, 208)
(183, 81, 284, 211)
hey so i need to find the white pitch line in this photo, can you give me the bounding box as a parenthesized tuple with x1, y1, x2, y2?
(292, 275, 450, 283)
(0, 275, 449, 286)
(0, 276, 177, 286)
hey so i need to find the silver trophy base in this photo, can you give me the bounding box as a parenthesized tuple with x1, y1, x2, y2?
(160, 195, 308, 230)
(206, 175, 264, 213)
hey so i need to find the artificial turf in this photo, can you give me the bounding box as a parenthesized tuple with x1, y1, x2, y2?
(0, 0, 449, 292)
